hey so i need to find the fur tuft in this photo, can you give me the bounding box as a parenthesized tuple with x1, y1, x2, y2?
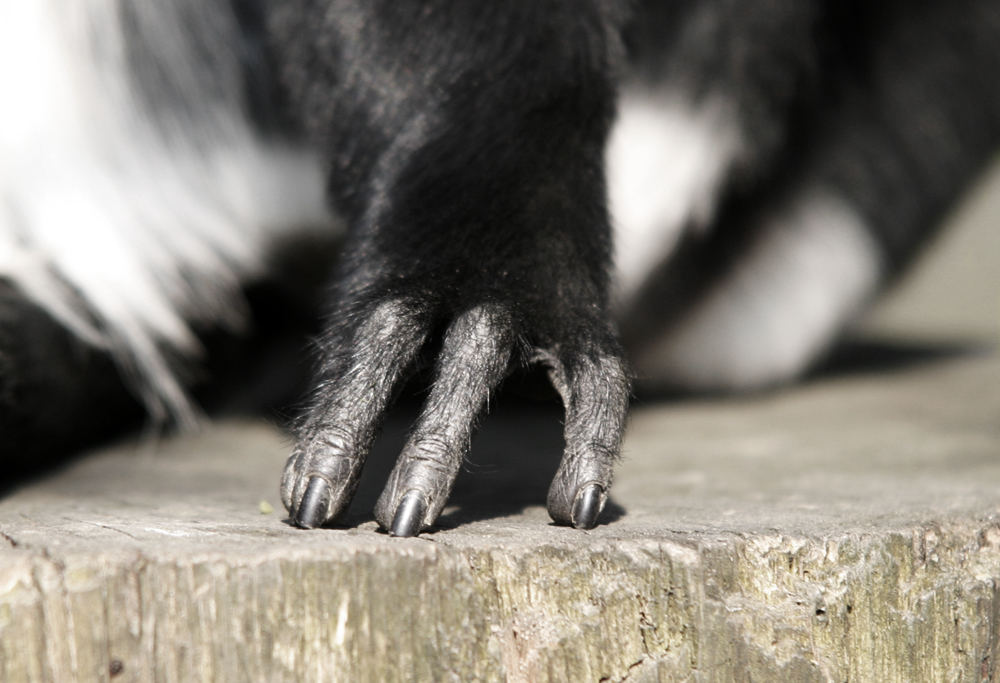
(0, 1, 330, 425)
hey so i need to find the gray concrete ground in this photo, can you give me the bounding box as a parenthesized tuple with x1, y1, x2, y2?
(0, 164, 997, 681)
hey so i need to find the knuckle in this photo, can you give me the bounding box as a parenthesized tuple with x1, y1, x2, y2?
(404, 435, 454, 473)
(299, 426, 357, 464)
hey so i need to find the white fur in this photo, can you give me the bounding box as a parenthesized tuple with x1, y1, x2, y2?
(0, 2, 330, 425)
(607, 89, 742, 302)
(632, 191, 883, 390)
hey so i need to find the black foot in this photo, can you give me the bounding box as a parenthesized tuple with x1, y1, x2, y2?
(281, 297, 629, 536)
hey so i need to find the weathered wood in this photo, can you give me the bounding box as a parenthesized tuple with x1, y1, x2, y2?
(0, 349, 998, 682)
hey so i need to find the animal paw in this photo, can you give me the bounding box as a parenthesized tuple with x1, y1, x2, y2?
(281, 296, 628, 536)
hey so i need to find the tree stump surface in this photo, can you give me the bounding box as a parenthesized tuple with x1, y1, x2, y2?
(0, 348, 997, 682)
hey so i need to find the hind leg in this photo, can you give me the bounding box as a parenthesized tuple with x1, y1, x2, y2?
(627, 189, 882, 391)
(622, 0, 1000, 391)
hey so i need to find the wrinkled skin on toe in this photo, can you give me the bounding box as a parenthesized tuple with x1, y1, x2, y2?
(281, 298, 630, 535)
(271, 2, 631, 535)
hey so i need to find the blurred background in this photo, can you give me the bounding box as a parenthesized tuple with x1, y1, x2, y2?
(864, 157, 999, 346)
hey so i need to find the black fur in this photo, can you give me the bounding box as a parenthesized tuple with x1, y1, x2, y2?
(259, 2, 631, 531)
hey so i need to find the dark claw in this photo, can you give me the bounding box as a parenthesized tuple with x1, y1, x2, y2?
(294, 476, 332, 529)
(571, 484, 604, 530)
(389, 490, 427, 537)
